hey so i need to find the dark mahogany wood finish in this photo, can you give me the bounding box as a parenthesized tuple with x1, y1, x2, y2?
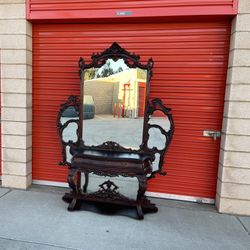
(57, 43, 174, 219)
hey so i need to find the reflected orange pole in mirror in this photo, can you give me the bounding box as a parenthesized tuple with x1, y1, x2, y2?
(113, 103, 116, 117)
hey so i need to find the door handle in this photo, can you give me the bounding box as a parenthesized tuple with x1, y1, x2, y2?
(203, 130, 221, 140)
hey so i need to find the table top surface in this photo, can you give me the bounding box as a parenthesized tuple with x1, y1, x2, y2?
(73, 148, 153, 162)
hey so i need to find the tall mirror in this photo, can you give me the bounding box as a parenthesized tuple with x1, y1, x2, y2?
(57, 43, 174, 179)
(57, 44, 175, 219)
(78, 42, 154, 150)
(82, 59, 147, 149)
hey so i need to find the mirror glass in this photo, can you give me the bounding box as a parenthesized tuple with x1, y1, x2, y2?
(60, 106, 79, 125)
(147, 110, 171, 172)
(147, 127, 166, 150)
(59, 106, 79, 163)
(65, 145, 73, 164)
(148, 110, 170, 132)
(82, 58, 147, 149)
(151, 153, 160, 173)
(62, 122, 78, 143)
(81, 174, 138, 199)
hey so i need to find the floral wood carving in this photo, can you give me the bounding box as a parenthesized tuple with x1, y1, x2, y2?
(78, 42, 154, 78)
(57, 95, 81, 167)
(143, 98, 175, 179)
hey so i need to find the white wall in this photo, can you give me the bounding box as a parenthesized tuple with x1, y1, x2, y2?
(0, 0, 32, 189)
(216, 0, 250, 215)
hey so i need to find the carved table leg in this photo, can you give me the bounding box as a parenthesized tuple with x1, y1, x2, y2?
(142, 197, 158, 213)
(67, 168, 81, 211)
(136, 175, 147, 220)
(83, 173, 89, 193)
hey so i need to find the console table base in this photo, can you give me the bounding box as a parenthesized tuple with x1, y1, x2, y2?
(62, 192, 158, 219)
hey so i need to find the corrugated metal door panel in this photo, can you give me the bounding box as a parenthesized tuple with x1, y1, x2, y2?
(33, 21, 230, 198)
(27, 0, 237, 20)
(30, 0, 234, 10)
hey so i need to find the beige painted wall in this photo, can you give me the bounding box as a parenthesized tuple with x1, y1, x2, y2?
(216, 0, 250, 215)
(0, 0, 32, 189)
(84, 80, 115, 114)
(84, 68, 145, 117)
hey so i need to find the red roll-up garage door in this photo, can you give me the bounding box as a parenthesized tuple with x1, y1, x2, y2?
(33, 21, 230, 199)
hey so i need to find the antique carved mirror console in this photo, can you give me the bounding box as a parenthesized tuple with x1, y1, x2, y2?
(57, 42, 174, 219)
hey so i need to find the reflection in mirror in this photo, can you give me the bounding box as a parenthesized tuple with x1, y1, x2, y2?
(147, 109, 171, 174)
(151, 153, 160, 173)
(62, 122, 78, 143)
(82, 58, 147, 149)
(81, 174, 138, 199)
(148, 110, 170, 132)
(147, 110, 170, 150)
(147, 127, 166, 150)
(60, 106, 78, 125)
(65, 145, 73, 163)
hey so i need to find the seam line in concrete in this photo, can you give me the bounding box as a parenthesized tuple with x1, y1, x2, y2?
(218, 180, 250, 186)
(224, 100, 250, 103)
(226, 83, 250, 86)
(1, 134, 33, 137)
(235, 216, 250, 236)
(219, 148, 250, 154)
(1, 63, 32, 66)
(220, 133, 250, 137)
(0, 189, 12, 199)
(0, 49, 33, 53)
(231, 31, 250, 35)
(229, 48, 250, 52)
(218, 165, 250, 171)
(0, 3, 25, 5)
(219, 196, 250, 203)
(2, 146, 32, 150)
(228, 66, 250, 70)
(2, 160, 32, 163)
(222, 117, 250, 120)
(1, 93, 32, 95)
(1, 160, 32, 164)
(1, 107, 32, 109)
(0, 236, 81, 250)
(1, 173, 31, 178)
(0, 18, 26, 21)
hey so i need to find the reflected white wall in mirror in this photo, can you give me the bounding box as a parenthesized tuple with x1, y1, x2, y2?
(60, 106, 79, 125)
(147, 110, 171, 150)
(147, 127, 166, 150)
(62, 123, 78, 143)
(65, 145, 73, 163)
(152, 153, 161, 172)
(81, 174, 138, 199)
(60, 106, 79, 144)
(148, 110, 170, 132)
(82, 59, 147, 149)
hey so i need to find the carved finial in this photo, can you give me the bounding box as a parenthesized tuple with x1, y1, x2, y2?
(78, 57, 85, 78)
(147, 57, 154, 69)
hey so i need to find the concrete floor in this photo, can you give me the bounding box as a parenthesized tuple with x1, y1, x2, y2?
(61, 116, 169, 149)
(0, 186, 249, 250)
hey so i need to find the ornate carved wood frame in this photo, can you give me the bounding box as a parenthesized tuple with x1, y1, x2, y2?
(78, 42, 154, 148)
(56, 95, 81, 166)
(143, 98, 175, 178)
(57, 42, 174, 179)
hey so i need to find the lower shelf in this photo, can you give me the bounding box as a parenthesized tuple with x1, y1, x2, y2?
(63, 192, 158, 219)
